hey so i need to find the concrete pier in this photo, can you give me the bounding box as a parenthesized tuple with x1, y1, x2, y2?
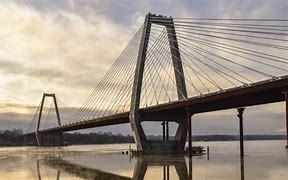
(237, 107, 245, 158)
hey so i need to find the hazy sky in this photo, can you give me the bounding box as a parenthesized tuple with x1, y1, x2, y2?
(0, 0, 287, 135)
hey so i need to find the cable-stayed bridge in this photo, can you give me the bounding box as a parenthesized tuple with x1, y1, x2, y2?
(24, 13, 288, 154)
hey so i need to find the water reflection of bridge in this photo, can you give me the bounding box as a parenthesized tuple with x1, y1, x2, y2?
(38, 155, 191, 180)
(39, 158, 131, 180)
(133, 155, 188, 180)
(37, 154, 246, 180)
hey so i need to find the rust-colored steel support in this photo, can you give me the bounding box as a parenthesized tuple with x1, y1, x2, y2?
(237, 107, 245, 158)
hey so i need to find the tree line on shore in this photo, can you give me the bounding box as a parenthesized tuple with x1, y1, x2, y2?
(0, 129, 134, 146)
(64, 132, 134, 144)
(0, 129, 23, 146)
(0, 129, 286, 146)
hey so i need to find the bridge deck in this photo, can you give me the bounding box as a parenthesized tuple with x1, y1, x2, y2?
(26, 76, 288, 135)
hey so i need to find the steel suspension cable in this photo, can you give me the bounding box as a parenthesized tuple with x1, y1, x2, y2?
(150, 32, 222, 91)
(72, 28, 141, 120)
(26, 101, 42, 133)
(72, 25, 143, 122)
(175, 35, 276, 78)
(101, 29, 168, 116)
(179, 35, 288, 72)
(76, 28, 143, 121)
(149, 33, 204, 96)
(152, 25, 288, 50)
(170, 31, 288, 64)
(154, 27, 275, 79)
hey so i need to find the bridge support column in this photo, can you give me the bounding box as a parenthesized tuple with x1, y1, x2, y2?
(37, 132, 63, 147)
(240, 157, 245, 180)
(55, 132, 64, 147)
(40, 133, 44, 146)
(129, 13, 188, 154)
(162, 121, 166, 141)
(237, 107, 245, 158)
(133, 155, 188, 179)
(187, 110, 193, 158)
(36, 93, 62, 147)
(60, 133, 64, 147)
(166, 121, 169, 141)
(285, 91, 288, 149)
(188, 157, 193, 180)
(129, 13, 151, 151)
(162, 121, 169, 141)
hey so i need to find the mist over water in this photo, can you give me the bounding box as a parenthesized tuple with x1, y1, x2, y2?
(0, 140, 287, 179)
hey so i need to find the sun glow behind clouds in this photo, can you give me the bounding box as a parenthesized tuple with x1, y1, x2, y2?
(0, 1, 134, 108)
(0, 101, 35, 114)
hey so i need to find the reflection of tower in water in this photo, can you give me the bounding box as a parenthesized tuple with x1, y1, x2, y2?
(37, 159, 61, 180)
(38, 154, 192, 180)
(36, 153, 250, 180)
(240, 157, 245, 180)
(132, 155, 189, 180)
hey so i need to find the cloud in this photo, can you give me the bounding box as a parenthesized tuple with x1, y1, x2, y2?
(0, 1, 135, 106)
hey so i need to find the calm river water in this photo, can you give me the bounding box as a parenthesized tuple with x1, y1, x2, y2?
(0, 140, 287, 179)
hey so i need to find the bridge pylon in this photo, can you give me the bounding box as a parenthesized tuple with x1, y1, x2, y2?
(35, 93, 63, 146)
(129, 13, 188, 154)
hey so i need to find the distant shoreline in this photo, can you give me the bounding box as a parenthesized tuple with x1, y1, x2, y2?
(148, 134, 286, 142)
(0, 139, 286, 148)
(0, 129, 286, 147)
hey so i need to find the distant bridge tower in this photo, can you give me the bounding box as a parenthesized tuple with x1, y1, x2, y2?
(35, 93, 63, 146)
(129, 13, 188, 153)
